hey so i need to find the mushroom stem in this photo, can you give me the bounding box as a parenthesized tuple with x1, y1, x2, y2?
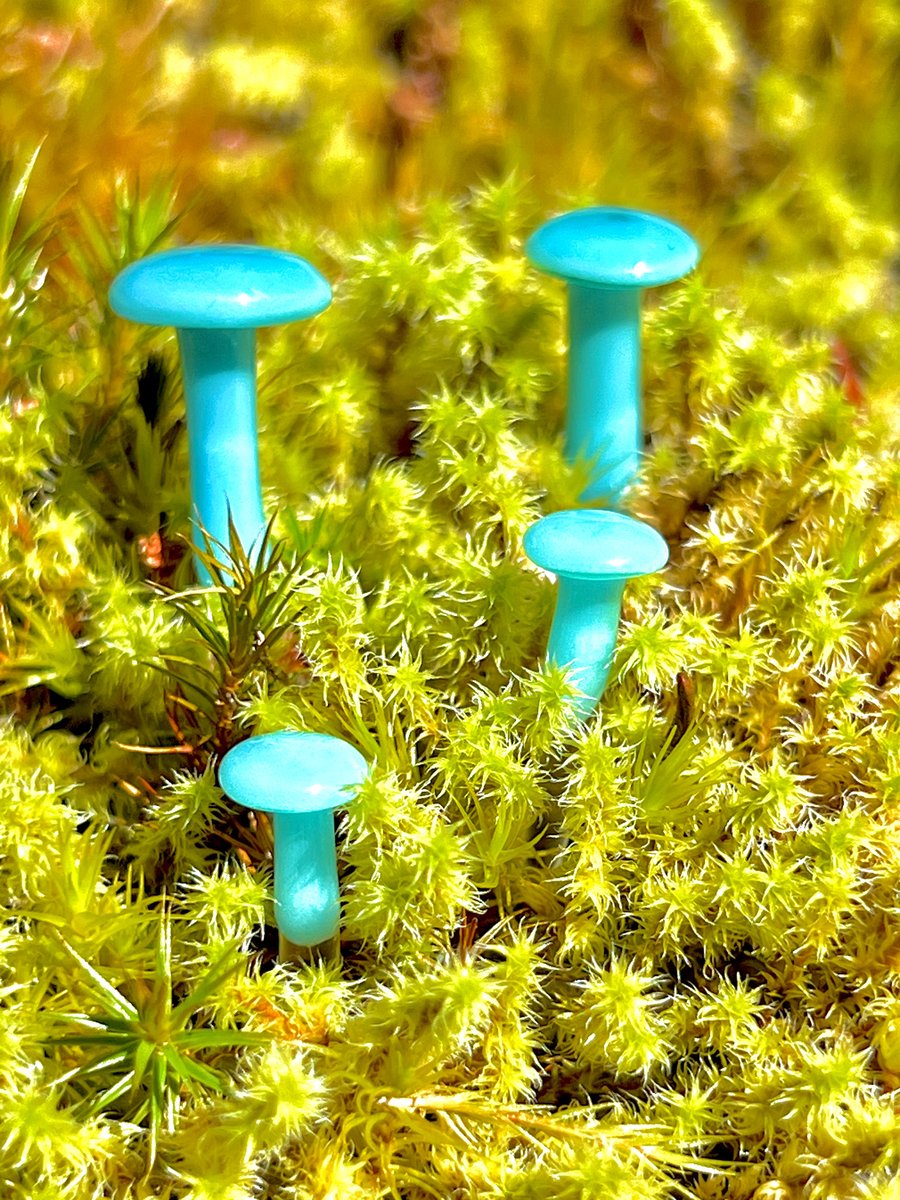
(548, 577, 626, 720)
(567, 285, 641, 501)
(271, 809, 340, 952)
(177, 327, 265, 582)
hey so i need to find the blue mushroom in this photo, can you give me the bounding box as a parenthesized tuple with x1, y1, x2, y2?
(110, 245, 331, 581)
(219, 730, 368, 959)
(526, 208, 698, 501)
(524, 509, 669, 720)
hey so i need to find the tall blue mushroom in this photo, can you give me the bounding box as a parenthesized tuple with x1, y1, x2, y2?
(526, 208, 698, 501)
(110, 245, 331, 581)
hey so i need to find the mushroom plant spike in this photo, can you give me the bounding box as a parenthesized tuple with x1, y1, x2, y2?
(526, 208, 698, 500)
(109, 245, 331, 582)
(219, 731, 368, 962)
(524, 509, 669, 720)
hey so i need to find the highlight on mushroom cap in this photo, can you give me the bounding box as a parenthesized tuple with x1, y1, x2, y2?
(219, 730, 368, 815)
(109, 244, 332, 329)
(523, 509, 669, 581)
(525, 207, 699, 290)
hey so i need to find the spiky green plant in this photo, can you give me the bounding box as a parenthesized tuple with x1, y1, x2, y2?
(45, 915, 268, 1167)
(150, 518, 310, 764)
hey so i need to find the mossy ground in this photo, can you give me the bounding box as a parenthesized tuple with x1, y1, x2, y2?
(1, 3, 899, 1198)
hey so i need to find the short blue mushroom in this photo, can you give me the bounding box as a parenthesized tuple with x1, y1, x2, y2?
(524, 509, 669, 720)
(219, 730, 368, 961)
(109, 245, 331, 582)
(526, 208, 698, 501)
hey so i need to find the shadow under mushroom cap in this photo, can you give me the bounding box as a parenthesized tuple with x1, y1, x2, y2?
(525, 207, 698, 290)
(109, 244, 332, 330)
(523, 509, 669, 581)
(219, 731, 368, 815)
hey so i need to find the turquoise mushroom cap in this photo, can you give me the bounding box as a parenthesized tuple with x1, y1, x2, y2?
(220, 731, 368, 814)
(109, 244, 332, 329)
(523, 510, 669, 581)
(525, 208, 698, 290)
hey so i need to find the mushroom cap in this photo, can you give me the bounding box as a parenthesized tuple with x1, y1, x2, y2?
(219, 731, 368, 815)
(525, 207, 698, 289)
(109, 244, 332, 329)
(523, 510, 668, 581)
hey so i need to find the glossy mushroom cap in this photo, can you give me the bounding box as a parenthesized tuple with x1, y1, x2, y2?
(525, 208, 698, 290)
(523, 510, 669, 581)
(219, 731, 368, 815)
(109, 244, 332, 329)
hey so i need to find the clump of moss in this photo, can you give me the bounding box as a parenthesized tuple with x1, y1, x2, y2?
(0, 0, 899, 1191)
(0, 158, 898, 1198)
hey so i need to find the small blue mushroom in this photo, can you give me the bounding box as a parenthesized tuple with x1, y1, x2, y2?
(219, 731, 368, 960)
(524, 509, 669, 720)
